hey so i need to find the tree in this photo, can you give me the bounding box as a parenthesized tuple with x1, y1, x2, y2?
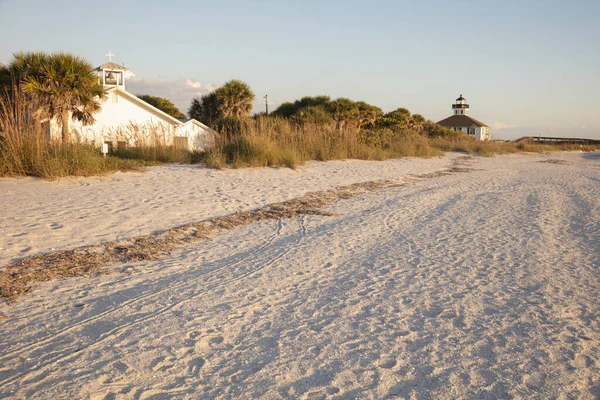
(327, 98, 358, 130)
(355, 101, 383, 130)
(295, 95, 331, 110)
(137, 94, 185, 119)
(292, 105, 333, 126)
(408, 113, 426, 133)
(272, 96, 331, 118)
(214, 80, 255, 119)
(22, 52, 103, 144)
(376, 108, 411, 132)
(271, 101, 297, 118)
(1, 52, 50, 136)
(0, 52, 48, 92)
(188, 92, 220, 127)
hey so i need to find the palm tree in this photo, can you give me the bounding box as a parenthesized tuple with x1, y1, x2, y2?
(327, 98, 358, 130)
(356, 101, 383, 130)
(189, 92, 220, 127)
(214, 80, 254, 119)
(1, 52, 50, 137)
(22, 52, 104, 144)
(409, 113, 426, 133)
(0, 52, 48, 91)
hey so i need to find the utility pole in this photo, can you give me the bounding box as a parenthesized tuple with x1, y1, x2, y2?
(264, 95, 268, 115)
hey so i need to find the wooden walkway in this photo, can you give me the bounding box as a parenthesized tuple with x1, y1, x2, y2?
(516, 136, 600, 145)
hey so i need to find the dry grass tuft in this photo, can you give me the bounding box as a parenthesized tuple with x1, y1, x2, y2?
(538, 159, 568, 164)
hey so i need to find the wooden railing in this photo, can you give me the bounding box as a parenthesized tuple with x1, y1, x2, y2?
(515, 136, 600, 145)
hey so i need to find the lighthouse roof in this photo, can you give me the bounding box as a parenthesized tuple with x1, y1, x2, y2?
(436, 114, 489, 128)
(456, 94, 466, 101)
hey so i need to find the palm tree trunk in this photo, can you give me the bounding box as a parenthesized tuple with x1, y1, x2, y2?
(61, 110, 70, 144)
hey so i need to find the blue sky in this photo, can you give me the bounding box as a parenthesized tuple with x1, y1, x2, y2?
(1, 0, 599, 138)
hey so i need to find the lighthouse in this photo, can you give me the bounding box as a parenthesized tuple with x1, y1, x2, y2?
(452, 94, 469, 115)
(437, 95, 491, 141)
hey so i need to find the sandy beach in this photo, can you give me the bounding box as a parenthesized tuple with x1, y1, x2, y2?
(1, 151, 599, 399)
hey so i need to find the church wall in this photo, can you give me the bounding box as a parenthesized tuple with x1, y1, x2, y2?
(53, 92, 178, 146)
(175, 123, 217, 151)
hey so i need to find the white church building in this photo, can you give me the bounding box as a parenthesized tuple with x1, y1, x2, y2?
(47, 55, 218, 151)
(436, 95, 491, 141)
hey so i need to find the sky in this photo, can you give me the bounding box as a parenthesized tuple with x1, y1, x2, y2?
(0, 0, 599, 139)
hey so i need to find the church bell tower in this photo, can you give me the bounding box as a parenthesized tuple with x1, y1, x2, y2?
(94, 51, 134, 91)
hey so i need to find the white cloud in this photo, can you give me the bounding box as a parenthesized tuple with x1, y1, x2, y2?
(489, 121, 517, 130)
(126, 77, 219, 116)
(185, 79, 202, 89)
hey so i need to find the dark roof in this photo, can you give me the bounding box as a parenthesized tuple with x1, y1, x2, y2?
(95, 62, 130, 71)
(456, 94, 465, 101)
(436, 114, 489, 128)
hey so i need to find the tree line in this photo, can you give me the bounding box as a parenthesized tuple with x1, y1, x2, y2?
(1, 51, 453, 144)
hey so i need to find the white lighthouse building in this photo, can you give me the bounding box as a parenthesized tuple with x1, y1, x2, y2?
(436, 95, 491, 141)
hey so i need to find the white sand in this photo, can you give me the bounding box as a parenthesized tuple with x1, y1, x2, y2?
(0, 156, 453, 267)
(1, 151, 599, 399)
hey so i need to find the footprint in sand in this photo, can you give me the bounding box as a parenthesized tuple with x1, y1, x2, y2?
(559, 332, 577, 343)
(194, 334, 226, 352)
(112, 360, 130, 374)
(302, 391, 326, 400)
(523, 372, 546, 389)
(150, 356, 175, 372)
(188, 331, 201, 340)
(20, 246, 32, 254)
(572, 354, 592, 369)
(187, 357, 205, 375)
(377, 356, 397, 369)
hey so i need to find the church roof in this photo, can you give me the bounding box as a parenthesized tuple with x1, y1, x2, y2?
(178, 118, 219, 134)
(102, 87, 216, 132)
(105, 87, 183, 125)
(95, 62, 130, 71)
(437, 114, 489, 128)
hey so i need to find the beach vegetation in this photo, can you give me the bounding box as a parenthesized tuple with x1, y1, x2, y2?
(20, 52, 104, 144)
(2, 52, 599, 179)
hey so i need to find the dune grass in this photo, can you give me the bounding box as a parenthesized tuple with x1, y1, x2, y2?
(2, 92, 598, 179)
(0, 139, 142, 180)
(111, 145, 202, 164)
(201, 117, 600, 169)
(202, 118, 445, 170)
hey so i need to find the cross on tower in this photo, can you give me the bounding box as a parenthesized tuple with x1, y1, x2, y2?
(106, 51, 115, 62)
